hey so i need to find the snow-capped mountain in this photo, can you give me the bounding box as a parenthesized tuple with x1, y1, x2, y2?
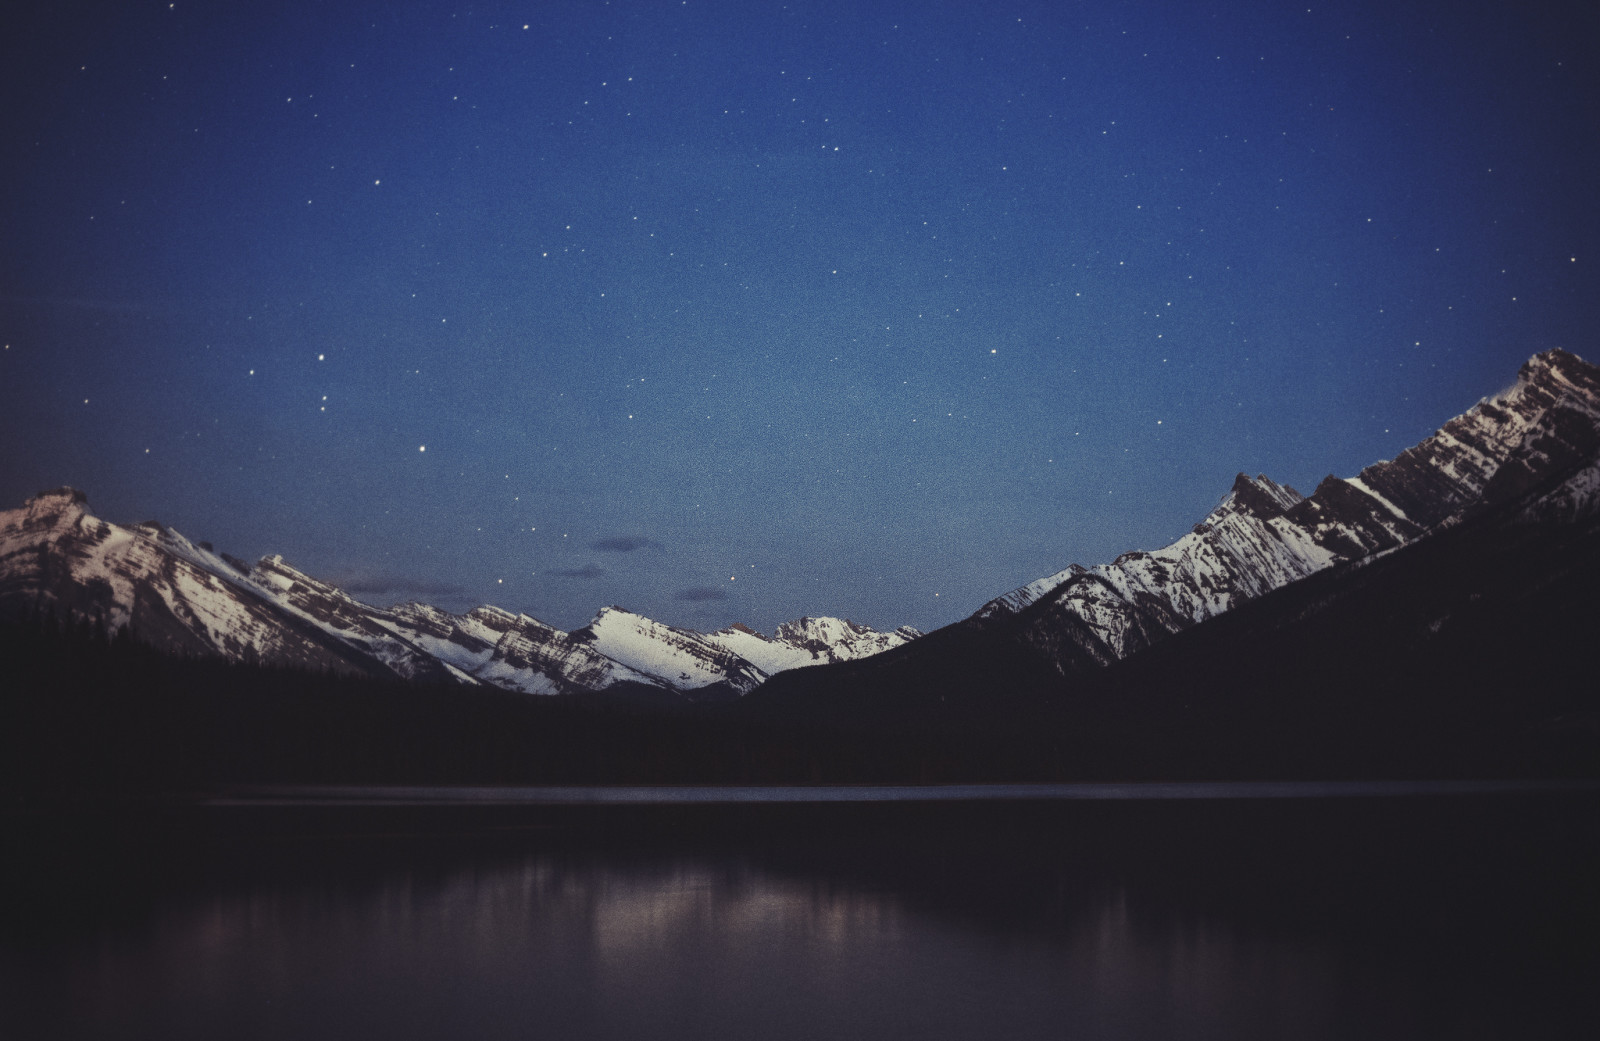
(743, 348, 1600, 727)
(970, 348, 1600, 675)
(0, 490, 919, 699)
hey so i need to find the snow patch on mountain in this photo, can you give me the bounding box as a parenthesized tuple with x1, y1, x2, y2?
(581, 607, 767, 694)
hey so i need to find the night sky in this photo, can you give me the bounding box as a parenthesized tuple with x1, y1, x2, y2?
(4, 1, 1597, 635)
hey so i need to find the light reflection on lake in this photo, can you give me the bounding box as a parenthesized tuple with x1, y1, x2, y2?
(3, 794, 1596, 1040)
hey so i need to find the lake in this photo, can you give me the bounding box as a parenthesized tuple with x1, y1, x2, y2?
(3, 785, 1597, 1039)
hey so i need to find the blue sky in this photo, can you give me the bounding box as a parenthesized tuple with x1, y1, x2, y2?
(3, 0, 1597, 634)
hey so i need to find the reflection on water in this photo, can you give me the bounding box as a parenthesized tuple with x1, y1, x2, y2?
(3, 796, 1597, 1040)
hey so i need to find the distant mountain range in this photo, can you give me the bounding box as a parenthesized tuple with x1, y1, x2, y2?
(0, 492, 919, 700)
(4, 350, 1599, 732)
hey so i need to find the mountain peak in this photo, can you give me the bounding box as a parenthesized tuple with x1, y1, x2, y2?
(771, 616, 918, 662)
(1197, 473, 1304, 528)
(1232, 473, 1303, 517)
(1520, 347, 1591, 388)
(22, 487, 90, 519)
(8, 486, 94, 536)
(29, 486, 88, 507)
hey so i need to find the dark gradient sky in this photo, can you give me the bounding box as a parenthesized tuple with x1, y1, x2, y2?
(4, 0, 1597, 634)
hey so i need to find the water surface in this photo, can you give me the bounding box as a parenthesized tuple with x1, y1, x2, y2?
(4, 791, 1596, 1039)
(211, 778, 1596, 803)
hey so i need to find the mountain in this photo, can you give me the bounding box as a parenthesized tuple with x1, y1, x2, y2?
(746, 348, 1600, 727)
(1042, 462, 1600, 779)
(966, 348, 1600, 675)
(0, 491, 919, 700)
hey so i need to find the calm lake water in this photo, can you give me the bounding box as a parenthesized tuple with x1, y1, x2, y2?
(4, 787, 1597, 1040)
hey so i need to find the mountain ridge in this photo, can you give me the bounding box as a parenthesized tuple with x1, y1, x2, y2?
(961, 348, 1600, 678)
(0, 490, 920, 699)
(744, 348, 1600, 719)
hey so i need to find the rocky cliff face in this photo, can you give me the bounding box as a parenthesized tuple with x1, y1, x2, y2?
(0, 492, 919, 698)
(971, 348, 1600, 676)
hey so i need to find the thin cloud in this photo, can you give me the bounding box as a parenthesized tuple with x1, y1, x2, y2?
(676, 586, 729, 602)
(549, 563, 606, 579)
(591, 535, 664, 553)
(331, 571, 470, 600)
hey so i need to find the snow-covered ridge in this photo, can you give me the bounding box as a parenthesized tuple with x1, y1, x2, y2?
(0, 488, 919, 698)
(972, 348, 1600, 673)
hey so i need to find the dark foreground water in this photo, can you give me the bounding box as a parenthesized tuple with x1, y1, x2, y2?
(3, 787, 1598, 1040)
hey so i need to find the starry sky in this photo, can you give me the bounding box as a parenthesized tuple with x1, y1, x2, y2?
(3, 1, 1597, 636)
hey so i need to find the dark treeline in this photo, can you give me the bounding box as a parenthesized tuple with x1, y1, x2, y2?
(0, 610, 1080, 795)
(750, 505, 1600, 783)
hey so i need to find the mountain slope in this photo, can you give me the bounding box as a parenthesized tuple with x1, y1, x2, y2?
(0, 491, 918, 699)
(746, 349, 1600, 722)
(1039, 480, 1600, 779)
(967, 349, 1600, 678)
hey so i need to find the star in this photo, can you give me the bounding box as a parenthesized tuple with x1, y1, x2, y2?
(8, 0, 1583, 643)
